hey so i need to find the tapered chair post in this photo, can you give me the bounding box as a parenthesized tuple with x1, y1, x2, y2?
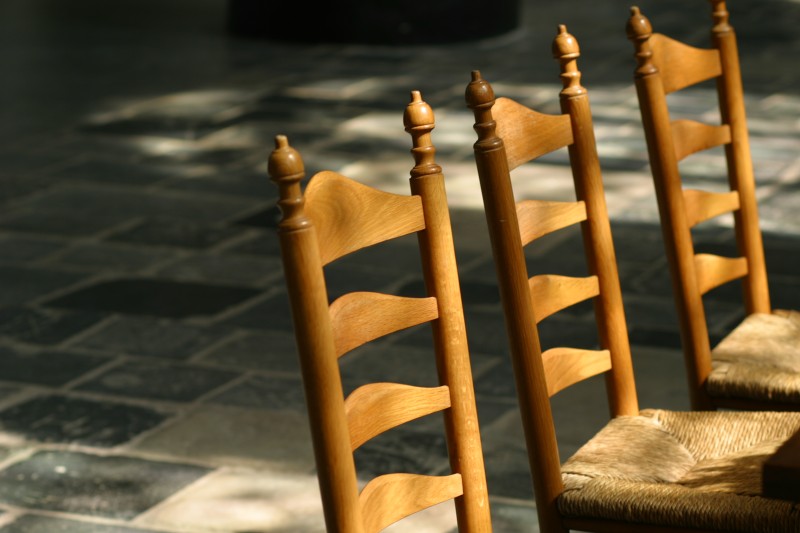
(626, 7, 715, 410)
(708, 0, 770, 314)
(466, 72, 566, 533)
(553, 25, 639, 418)
(269, 136, 365, 533)
(404, 91, 493, 532)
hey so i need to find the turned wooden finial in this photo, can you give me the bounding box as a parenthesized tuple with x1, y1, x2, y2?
(708, 0, 732, 35)
(626, 6, 657, 77)
(268, 135, 308, 230)
(552, 24, 584, 97)
(403, 90, 442, 178)
(465, 70, 501, 149)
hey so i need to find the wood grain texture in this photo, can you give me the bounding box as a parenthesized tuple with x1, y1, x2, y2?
(529, 274, 599, 323)
(330, 292, 438, 357)
(345, 383, 450, 450)
(517, 199, 587, 246)
(670, 120, 731, 161)
(542, 347, 612, 397)
(494, 97, 573, 170)
(650, 33, 722, 94)
(683, 189, 740, 228)
(694, 253, 748, 295)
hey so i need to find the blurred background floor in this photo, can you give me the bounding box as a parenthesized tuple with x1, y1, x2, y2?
(0, 0, 798, 531)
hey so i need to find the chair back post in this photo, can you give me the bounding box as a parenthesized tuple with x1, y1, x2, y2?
(465, 72, 566, 533)
(269, 135, 365, 532)
(553, 26, 639, 418)
(403, 91, 493, 532)
(627, 7, 715, 410)
(708, 0, 771, 314)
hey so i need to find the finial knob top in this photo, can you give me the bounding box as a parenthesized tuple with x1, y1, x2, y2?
(552, 24, 579, 60)
(465, 70, 495, 109)
(268, 135, 304, 183)
(403, 90, 434, 130)
(626, 5, 652, 40)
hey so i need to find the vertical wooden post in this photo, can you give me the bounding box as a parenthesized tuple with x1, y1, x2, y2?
(553, 25, 639, 418)
(709, 0, 771, 314)
(466, 72, 566, 533)
(627, 7, 715, 410)
(269, 135, 365, 533)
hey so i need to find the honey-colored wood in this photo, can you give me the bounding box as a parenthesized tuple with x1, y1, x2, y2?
(529, 274, 599, 323)
(330, 293, 438, 356)
(517, 200, 587, 245)
(359, 474, 463, 533)
(345, 383, 450, 449)
(694, 253, 748, 295)
(270, 88, 492, 532)
(627, 3, 780, 411)
(683, 189, 740, 228)
(649, 33, 722, 94)
(466, 25, 639, 533)
(542, 347, 612, 397)
(670, 120, 731, 161)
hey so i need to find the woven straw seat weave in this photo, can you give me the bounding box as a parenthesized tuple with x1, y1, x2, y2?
(708, 310, 800, 404)
(560, 409, 800, 531)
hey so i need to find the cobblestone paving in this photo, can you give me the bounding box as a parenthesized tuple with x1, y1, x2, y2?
(0, 0, 798, 531)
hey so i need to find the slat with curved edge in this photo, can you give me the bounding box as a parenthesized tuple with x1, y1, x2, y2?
(345, 383, 450, 450)
(360, 473, 463, 533)
(304, 171, 425, 265)
(494, 97, 573, 170)
(695, 253, 748, 295)
(542, 347, 612, 397)
(651, 33, 722, 94)
(517, 200, 587, 246)
(330, 293, 438, 357)
(683, 189, 740, 228)
(529, 274, 599, 323)
(671, 120, 731, 161)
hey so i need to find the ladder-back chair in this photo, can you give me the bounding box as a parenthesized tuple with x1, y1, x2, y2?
(466, 25, 800, 533)
(626, 2, 800, 411)
(270, 92, 493, 533)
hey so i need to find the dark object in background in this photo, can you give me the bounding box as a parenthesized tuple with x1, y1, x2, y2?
(227, 0, 521, 44)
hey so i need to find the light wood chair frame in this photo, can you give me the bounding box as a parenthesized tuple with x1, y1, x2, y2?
(270, 92, 492, 533)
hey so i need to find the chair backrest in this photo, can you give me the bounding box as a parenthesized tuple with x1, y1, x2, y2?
(270, 92, 492, 533)
(465, 26, 639, 533)
(626, 2, 771, 410)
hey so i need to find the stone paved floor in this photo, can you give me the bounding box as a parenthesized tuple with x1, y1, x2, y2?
(0, 0, 798, 531)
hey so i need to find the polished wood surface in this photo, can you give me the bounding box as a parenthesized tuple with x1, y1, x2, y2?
(270, 90, 492, 532)
(627, 2, 775, 411)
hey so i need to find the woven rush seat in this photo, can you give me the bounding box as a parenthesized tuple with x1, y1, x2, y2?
(561, 410, 800, 531)
(709, 310, 800, 404)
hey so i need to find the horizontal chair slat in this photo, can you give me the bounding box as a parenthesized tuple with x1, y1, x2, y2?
(529, 274, 599, 323)
(360, 473, 463, 533)
(695, 253, 749, 295)
(345, 383, 451, 450)
(671, 119, 731, 161)
(542, 347, 612, 397)
(517, 199, 587, 245)
(494, 97, 573, 170)
(683, 189, 740, 228)
(651, 33, 722, 94)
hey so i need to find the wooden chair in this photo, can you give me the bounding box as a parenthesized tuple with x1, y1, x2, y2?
(466, 25, 800, 533)
(626, 2, 800, 411)
(269, 92, 493, 533)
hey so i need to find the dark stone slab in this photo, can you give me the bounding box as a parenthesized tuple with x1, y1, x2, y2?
(221, 291, 293, 331)
(199, 330, 299, 373)
(0, 450, 211, 519)
(0, 235, 63, 263)
(205, 374, 305, 411)
(47, 243, 176, 273)
(0, 395, 170, 446)
(0, 210, 131, 237)
(74, 316, 232, 360)
(76, 360, 240, 402)
(0, 266, 87, 306)
(162, 173, 276, 198)
(155, 253, 281, 286)
(0, 175, 57, 208)
(43, 278, 261, 318)
(0, 307, 105, 345)
(0, 346, 109, 386)
(224, 231, 281, 257)
(107, 216, 245, 250)
(51, 159, 173, 186)
(233, 205, 281, 229)
(20, 186, 254, 222)
(0, 514, 164, 532)
(340, 342, 441, 393)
